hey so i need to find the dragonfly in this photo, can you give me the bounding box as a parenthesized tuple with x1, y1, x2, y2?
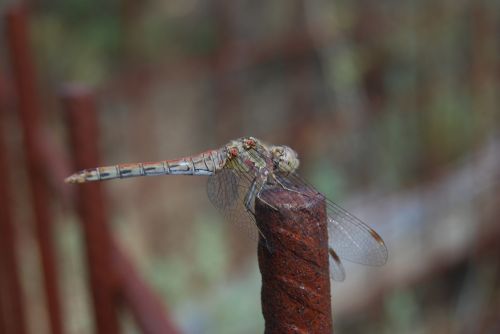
(66, 136, 387, 281)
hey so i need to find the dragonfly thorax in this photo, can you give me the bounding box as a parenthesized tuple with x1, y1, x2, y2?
(270, 145, 300, 174)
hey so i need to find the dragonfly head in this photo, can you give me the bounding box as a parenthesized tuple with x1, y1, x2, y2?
(270, 145, 300, 174)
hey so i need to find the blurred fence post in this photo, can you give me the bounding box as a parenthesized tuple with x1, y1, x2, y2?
(61, 85, 121, 334)
(5, 5, 64, 334)
(256, 187, 333, 334)
(0, 72, 27, 334)
(62, 84, 182, 334)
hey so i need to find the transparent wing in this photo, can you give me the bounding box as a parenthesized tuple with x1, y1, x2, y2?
(325, 198, 388, 266)
(206, 163, 261, 242)
(276, 172, 388, 266)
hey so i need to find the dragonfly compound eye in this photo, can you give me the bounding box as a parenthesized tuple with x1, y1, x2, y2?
(271, 145, 300, 173)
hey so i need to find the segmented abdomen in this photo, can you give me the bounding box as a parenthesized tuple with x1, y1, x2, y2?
(65, 149, 225, 183)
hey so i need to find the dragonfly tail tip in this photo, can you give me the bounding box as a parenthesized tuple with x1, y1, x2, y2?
(64, 173, 85, 184)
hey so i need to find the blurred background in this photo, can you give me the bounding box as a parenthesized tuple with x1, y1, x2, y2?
(0, 0, 499, 333)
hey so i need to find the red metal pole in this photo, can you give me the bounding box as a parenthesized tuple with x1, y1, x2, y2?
(0, 75, 27, 334)
(112, 242, 182, 334)
(61, 85, 120, 334)
(256, 187, 333, 334)
(4, 6, 63, 334)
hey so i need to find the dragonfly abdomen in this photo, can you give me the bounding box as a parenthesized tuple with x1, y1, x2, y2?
(65, 150, 224, 183)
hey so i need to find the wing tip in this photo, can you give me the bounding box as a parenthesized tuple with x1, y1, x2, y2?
(370, 229, 389, 265)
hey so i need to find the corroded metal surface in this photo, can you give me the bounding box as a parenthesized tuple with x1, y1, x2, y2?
(256, 186, 333, 334)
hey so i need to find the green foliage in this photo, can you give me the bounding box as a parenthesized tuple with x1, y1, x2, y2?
(32, 1, 121, 84)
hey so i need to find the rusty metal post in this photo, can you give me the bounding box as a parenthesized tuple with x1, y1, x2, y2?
(0, 79, 27, 334)
(256, 187, 333, 334)
(4, 6, 63, 334)
(112, 242, 181, 334)
(62, 85, 120, 334)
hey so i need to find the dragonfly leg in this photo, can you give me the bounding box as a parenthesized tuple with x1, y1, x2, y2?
(255, 181, 279, 212)
(239, 177, 271, 245)
(273, 173, 303, 195)
(256, 192, 278, 211)
(243, 177, 257, 215)
(243, 176, 276, 253)
(244, 174, 278, 212)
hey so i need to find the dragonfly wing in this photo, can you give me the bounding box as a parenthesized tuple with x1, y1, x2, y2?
(207, 167, 261, 242)
(207, 167, 240, 210)
(326, 199, 387, 266)
(275, 172, 388, 266)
